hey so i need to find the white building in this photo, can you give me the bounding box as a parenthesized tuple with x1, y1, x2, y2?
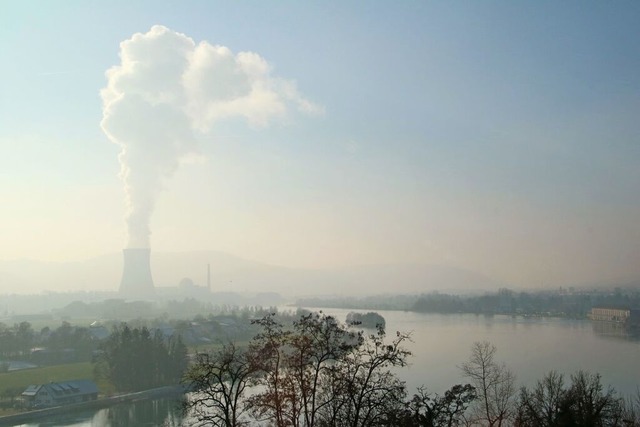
(589, 307, 630, 323)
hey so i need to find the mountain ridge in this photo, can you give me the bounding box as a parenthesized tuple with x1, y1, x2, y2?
(0, 250, 509, 296)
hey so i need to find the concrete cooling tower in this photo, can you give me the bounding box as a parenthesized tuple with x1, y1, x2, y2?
(119, 248, 155, 299)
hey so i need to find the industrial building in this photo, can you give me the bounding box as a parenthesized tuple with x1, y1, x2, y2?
(20, 379, 98, 408)
(590, 307, 630, 323)
(590, 307, 640, 326)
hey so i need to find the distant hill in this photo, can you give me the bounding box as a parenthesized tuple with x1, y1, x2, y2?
(0, 251, 504, 296)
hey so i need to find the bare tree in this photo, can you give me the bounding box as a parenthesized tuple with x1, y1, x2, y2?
(622, 388, 640, 426)
(567, 370, 624, 427)
(245, 313, 292, 427)
(516, 370, 566, 426)
(460, 341, 516, 427)
(247, 312, 357, 427)
(184, 312, 413, 427)
(183, 342, 256, 427)
(516, 370, 626, 427)
(394, 384, 477, 427)
(247, 313, 411, 427)
(331, 327, 412, 426)
(288, 313, 357, 426)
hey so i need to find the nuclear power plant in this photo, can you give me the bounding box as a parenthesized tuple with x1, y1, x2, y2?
(119, 248, 155, 299)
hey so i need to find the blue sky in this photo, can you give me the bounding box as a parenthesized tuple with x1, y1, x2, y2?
(1, 1, 639, 288)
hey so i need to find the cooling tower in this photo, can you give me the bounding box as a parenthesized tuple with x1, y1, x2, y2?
(119, 248, 155, 299)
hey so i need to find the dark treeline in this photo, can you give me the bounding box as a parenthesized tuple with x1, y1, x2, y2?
(94, 325, 188, 391)
(52, 293, 283, 320)
(0, 321, 96, 366)
(0, 291, 285, 319)
(0, 305, 288, 370)
(55, 298, 269, 321)
(298, 287, 640, 318)
(91, 308, 360, 393)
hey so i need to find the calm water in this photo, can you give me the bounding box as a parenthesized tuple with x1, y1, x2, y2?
(16, 310, 640, 426)
(14, 398, 184, 427)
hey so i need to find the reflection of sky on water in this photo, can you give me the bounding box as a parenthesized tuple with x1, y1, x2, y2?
(13, 398, 184, 427)
(591, 321, 640, 342)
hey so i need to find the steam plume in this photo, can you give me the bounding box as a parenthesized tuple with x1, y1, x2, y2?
(101, 25, 321, 248)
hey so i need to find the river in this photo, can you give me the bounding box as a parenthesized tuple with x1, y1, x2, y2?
(12, 309, 640, 426)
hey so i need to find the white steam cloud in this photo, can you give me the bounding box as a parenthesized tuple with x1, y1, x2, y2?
(101, 25, 322, 248)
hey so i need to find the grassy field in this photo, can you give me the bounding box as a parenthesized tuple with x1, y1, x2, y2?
(0, 362, 114, 398)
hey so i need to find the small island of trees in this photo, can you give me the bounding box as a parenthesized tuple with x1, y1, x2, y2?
(345, 311, 386, 329)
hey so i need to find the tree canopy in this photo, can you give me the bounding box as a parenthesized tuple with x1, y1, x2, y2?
(95, 324, 188, 392)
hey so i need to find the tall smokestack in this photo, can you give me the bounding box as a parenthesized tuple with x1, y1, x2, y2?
(119, 248, 155, 299)
(207, 263, 211, 292)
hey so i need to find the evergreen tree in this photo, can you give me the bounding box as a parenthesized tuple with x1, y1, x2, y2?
(95, 324, 187, 392)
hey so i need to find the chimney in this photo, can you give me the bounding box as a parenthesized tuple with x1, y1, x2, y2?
(119, 248, 155, 299)
(207, 263, 211, 292)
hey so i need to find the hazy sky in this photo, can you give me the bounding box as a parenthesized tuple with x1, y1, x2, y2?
(1, 1, 639, 288)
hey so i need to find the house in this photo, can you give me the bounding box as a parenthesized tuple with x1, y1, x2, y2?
(590, 307, 631, 323)
(21, 379, 98, 408)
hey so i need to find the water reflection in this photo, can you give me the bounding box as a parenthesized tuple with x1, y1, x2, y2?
(16, 398, 184, 427)
(104, 398, 182, 426)
(591, 320, 640, 342)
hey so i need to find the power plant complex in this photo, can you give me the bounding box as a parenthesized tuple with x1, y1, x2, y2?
(118, 248, 211, 299)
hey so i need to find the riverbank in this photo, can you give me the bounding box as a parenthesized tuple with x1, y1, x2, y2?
(0, 385, 185, 427)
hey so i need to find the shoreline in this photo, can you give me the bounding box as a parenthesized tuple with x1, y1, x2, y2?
(0, 385, 185, 427)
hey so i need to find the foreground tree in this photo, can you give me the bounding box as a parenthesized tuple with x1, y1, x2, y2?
(247, 313, 365, 426)
(460, 341, 516, 427)
(567, 371, 624, 426)
(184, 342, 256, 427)
(516, 370, 566, 426)
(328, 326, 411, 426)
(183, 312, 413, 427)
(393, 384, 477, 427)
(622, 390, 640, 426)
(516, 370, 625, 427)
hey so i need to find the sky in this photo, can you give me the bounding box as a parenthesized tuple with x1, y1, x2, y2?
(1, 1, 639, 289)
